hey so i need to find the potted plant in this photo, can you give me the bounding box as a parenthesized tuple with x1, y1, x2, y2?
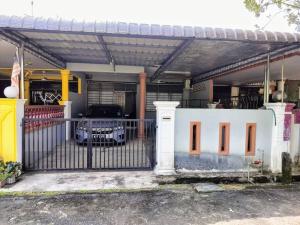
(6, 172, 16, 185)
(5, 162, 22, 185)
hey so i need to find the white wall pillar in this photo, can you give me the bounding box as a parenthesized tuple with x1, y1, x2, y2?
(265, 103, 295, 172)
(16, 99, 26, 162)
(62, 101, 72, 141)
(153, 101, 179, 175)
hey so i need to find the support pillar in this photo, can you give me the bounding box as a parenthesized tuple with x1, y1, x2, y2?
(231, 86, 239, 108)
(265, 103, 295, 172)
(18, 43, 25, 100)
(0, 99, 26, 163)
(59, 69, 72, 141)
(182, 79, 191, 107)
(208, 79, 214, 102)
(61, 69, 70, 102)
(138, 72, 146, 137)
(24, 80, 30, 104)
(153, 101, 179, 175)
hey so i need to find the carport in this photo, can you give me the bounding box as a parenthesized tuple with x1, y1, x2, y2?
(1, 15, 300, 115)
(1, 15, 300, 171)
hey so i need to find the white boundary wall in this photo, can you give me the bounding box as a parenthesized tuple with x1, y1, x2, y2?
(174, 109, 273, 171)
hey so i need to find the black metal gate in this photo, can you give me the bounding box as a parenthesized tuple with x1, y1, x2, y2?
(22, 118, 156, 171)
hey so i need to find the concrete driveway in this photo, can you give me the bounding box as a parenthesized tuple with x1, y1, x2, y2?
(25, 138, 154, 170)
(1, 171, 158, 192)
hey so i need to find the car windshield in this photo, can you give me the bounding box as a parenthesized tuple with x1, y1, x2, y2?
(86, 105, 123, 118)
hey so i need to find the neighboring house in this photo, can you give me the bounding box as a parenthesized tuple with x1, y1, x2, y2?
(0, 15, 299, 175)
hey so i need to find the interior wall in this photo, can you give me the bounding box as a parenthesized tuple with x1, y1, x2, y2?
(191, 80, 213, 100)
(174, 108, 273, 171)
(70, 74, 87, 117)
(0, 80, 10, 98)
(286, 80, 300, 103)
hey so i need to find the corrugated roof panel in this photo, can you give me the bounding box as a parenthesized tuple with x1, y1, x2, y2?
(83, 22, 96, 32)
(95, 21, 106, 33)
(245, 30, 256, 41)
(173, 26, 184, 37)
(150, 24, 161, 36)
(225, 29, 236, 40)
(108, 45, 173, 54)
(114, 55, 163, 65)
(36, 41, 101, 50)
(235, 29, 246, 40)
(46, 18, 60, 30)
(9, 16, 23, 28)
(20, 31, 98, 42)
(0, 15, 10, 27)
(184, 26, 194, 37)
(106, 22, 118, 33)
(0, 15, 298, 43)
(215, 28, 226, 39)
(34, 17, 48, 30)
(63, 57, 106, 64)
(285, 32, 298, 42)
(22, 16, 35, 29)
(46, 47, 103, 55)
(129, 23, 139, 34)
(162, 25, 173, 36)
(140, 24, 151, 35)
(103, 36, 180, 47)
(194, 27, 205, 38)
(59, 19, 73, 31)
(254, 30, 267, 41)
(118, 22, 128, 34)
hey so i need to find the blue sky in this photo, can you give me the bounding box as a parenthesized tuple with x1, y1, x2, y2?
(0, 0, 296, 32)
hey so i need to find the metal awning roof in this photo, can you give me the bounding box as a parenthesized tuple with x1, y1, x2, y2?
(0, 15, 300, 83)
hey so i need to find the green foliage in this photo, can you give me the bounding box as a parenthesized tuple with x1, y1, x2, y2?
(0, 174, 7, 182)
(244, 0, 300, 26)
(0, 161, 22, 183)
(0, 161, 5, 174)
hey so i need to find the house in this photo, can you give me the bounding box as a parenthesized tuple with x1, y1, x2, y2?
(0, 15, 299, 175)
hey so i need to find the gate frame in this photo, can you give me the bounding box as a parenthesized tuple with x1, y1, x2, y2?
(22, 117, 156, 171)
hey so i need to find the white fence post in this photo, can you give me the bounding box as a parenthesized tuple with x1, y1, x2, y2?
(62, 101, 72, 141)
(153, 101, 179, 175)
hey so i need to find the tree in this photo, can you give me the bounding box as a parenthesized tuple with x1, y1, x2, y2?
(244, 0, 300, 27)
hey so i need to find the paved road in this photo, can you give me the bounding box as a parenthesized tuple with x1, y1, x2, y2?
(0, 185, 300, 225)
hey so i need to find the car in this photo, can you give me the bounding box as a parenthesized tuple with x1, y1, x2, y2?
(76, 104, 126, 145)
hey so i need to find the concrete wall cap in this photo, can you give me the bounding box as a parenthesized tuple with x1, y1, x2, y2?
(153, 101, 180, 108)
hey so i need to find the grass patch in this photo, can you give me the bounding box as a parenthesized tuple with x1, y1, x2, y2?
(0, 187, 160, 198)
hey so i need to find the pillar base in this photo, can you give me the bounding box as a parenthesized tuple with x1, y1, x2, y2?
(154, 167, 176, 176)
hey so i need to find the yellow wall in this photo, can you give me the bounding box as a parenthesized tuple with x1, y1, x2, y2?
(0, 99, 17, 162)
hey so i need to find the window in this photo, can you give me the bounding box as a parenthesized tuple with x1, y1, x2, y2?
(189, 121, 201, 155)
(146, 92, 182, 112)
(218, 123, 230, 155)
(245, 123, 256, 156)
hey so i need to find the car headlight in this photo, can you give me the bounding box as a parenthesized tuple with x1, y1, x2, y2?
(78, 127, 87, 131)
(113, 126, 123, 131)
